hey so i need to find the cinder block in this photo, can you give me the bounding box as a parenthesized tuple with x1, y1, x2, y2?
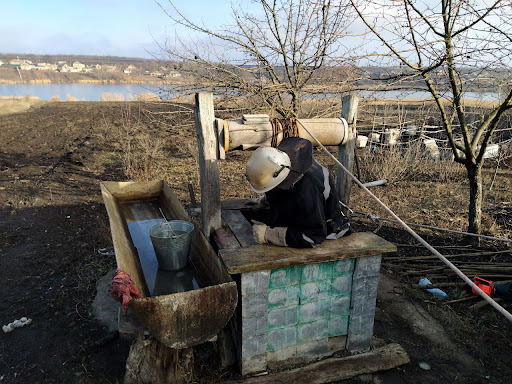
(242, 334, 267, 358)
(328, 315, 349, 337)
(352, 255, 382, 278)
(269, 266, 300, 288)
(333, 259, 354, 276)
(297, 319, 328, 343)
(300, 262, 332, 282)
(350, 295, 377, 316)
(331, 275, 353, 295)
(268, 286, 300, 308)
(242, 315, 268, 337)
(299, 281, 331, 303)
(241, 270, 270, 296)
(267, 327, 297, 351)
(330, 295, 351, 315)
(241, 354, 267, 376)
(346, 314, 375, 352)
(242, 293, 268, 318)
(351, 275, 379, 297)
(267, 306, 298, 329)
(298, 300, 330, 323)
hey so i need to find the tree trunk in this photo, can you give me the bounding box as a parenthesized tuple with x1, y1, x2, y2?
(124, 334, 194, 384)
(466, 164, 483, 235)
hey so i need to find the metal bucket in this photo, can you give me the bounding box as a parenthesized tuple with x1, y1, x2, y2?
(149, 220, 194, 270)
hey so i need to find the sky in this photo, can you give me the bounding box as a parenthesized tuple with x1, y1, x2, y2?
(0, 0, 231, 59)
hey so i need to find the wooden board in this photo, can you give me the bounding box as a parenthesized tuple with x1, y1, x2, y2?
(219, 232, 397, 274)
(224, 343, 409, 384)
(222, 210, 258, 247)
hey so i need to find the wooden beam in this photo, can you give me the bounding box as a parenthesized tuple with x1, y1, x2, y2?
(219, 232, 396, 274)
(195, 92, 222, 239)
(337, 95, 359, 207)
(223, 343, 409, 384)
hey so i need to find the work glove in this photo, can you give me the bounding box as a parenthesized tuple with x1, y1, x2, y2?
(251, 220, 288, 247)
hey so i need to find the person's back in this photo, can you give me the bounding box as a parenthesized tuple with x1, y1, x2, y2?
(246, 137, 350, 248)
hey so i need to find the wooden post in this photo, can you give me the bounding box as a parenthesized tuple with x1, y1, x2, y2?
(337, 95, 359, 208)
(194, 93, 222, 238)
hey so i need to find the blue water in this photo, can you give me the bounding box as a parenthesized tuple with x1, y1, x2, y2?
(0, 83, 166, 101)
(361, 89, 501, 101)
(0, 83, 502, 102)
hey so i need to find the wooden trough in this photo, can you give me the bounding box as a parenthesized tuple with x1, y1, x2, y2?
(101, 180, 238, 349)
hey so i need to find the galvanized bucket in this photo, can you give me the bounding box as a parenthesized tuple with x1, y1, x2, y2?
(149, 220, 194, 270)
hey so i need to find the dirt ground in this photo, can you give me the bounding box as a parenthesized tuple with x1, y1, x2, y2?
(0, 100, 511, 384)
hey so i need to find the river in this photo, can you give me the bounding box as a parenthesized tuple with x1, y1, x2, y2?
(0, 83, 502, 102)
(0, 83, 165, 101)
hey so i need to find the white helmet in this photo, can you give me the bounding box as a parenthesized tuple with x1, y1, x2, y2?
(246, 147, 291, 193)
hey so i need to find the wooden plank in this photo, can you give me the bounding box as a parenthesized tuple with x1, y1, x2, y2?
(219, 232, 396, 274)
(213, 228, 242, 251)
(222, 210, 258, 247)
(195, 92, 222, 238)
(224, 343, 409, 384)
(337, 95, 359, 207)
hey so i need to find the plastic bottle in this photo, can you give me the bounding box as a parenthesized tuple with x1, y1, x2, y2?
(418, 278, 449, 300)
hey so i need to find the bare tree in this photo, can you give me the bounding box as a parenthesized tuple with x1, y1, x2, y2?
(351, 0, 512, 234)
(156, 0, 357, 117)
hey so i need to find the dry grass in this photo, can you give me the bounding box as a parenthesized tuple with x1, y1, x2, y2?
(100, 92, 125, 101)
(357, 144, 466, 184)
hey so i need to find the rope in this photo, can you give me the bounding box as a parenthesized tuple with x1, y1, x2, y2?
(270, 118, 299, 147)
(296, 119, 512, 324)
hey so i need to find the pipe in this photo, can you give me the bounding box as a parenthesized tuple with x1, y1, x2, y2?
(296, 120, 512, 324)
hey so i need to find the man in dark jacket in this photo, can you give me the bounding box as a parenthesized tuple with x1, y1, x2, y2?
(245, 137, 350, 248)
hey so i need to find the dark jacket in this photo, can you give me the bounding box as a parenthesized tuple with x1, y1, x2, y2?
(265, 160, 341, 248)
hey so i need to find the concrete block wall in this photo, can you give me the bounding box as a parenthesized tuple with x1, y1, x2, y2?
(240, 271, 270, 375)
(346, 254, 382, 352)
(239, 255, 382, 375)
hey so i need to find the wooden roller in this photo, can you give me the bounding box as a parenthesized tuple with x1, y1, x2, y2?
(216, 117, 349, 153)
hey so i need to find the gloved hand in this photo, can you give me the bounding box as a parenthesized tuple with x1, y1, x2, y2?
(251, 220, 288, 247)
(251, 220, 267, 244)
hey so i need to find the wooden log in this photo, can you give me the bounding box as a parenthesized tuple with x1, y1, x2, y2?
(224, 343, 409, 384)
(124, 334, 194, 384)
(470, 297, 503, 311)
(226, 118, 347, 150)
(195, 93, 222, 239)
(337, 95, 359, 208)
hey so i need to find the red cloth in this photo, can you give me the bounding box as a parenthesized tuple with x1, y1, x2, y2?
(110, 268, 141, 313)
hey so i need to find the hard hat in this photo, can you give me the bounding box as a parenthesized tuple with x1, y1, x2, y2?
(246, 147, 291, 193)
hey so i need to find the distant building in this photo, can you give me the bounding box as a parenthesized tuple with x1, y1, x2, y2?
(20, 63, 34, 70)
(103, 65, 117, 72)
(72, 61, 85, 71)
(59, 64, 71, 73)
(0, 60, 4, 66)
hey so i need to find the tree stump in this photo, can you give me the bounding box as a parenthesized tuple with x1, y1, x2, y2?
(124, 333, 194, 384)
